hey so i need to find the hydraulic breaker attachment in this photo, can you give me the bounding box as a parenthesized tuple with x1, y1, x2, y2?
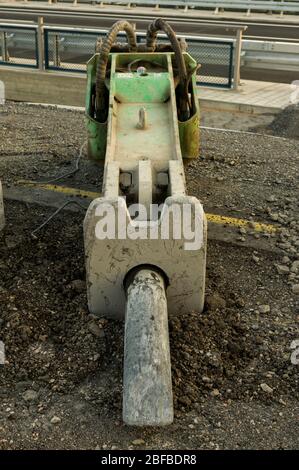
(84, 19, 207, 426)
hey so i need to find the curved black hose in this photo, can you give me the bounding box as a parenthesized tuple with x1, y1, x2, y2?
(146, 18, 190, 120)
(146, 18, 186, 84)
(95, 21, 137, 121)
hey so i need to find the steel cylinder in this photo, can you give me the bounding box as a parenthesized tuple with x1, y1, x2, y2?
(123, 268, 173, 426)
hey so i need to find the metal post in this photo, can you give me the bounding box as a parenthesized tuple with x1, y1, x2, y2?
(123, 268, 173, 426)
(37, 16, 45, 71)
(1, 31, 9, 62)
(53, 34, 60, 67)
(233, 28, 243, 91)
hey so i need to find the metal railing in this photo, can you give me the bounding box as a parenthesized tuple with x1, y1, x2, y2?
(0, 20, 239, 89)
(44, 28, 99, 72)
(43, 27, 235, 87)
(42, 0, 299, 14)
(186, 38, 234, 87)
(242, 39, 299, 70)
(0, 24, 38, 68)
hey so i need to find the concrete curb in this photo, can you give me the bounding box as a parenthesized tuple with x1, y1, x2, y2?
(0, 67, 285, 115)
(0, 67, 86, 106)
(200, 98, 281, 114)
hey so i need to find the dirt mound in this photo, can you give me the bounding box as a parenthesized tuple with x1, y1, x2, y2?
(0, 102, 298, 449)
(269, 105, 299, 139)
(0, 202, 107, 393)
(0, 202, 297, 420)
(170, 300, 297, 414)
(251, 104, 299, 140)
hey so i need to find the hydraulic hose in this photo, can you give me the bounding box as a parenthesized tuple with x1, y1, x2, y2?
(146, 18, 190, 120)
(95, 21, 137, 121)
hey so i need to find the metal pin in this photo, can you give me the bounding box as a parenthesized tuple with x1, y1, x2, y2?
(136, 107, 147, 130)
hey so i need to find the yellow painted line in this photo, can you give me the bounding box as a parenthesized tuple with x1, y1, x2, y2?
(17, 180, 100, 200)
(17, 181, 276, 233)
(206, 213, 276, 233)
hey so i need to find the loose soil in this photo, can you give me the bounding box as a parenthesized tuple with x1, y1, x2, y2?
(0, 102, 298, 449)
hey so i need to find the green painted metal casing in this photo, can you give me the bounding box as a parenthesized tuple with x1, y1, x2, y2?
(85, 52, 200, 161)
(85, 54, 108, 161)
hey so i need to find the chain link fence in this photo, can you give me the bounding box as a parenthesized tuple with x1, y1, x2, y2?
(44, 29, 98, 72)
(44, 29, 234, 87)
(187, 39, 234, 87)
(143, 33, 234, 87)
(44, 29, 130, 72)
(0, 26, 38, 68)
(0, 23, 235, 88)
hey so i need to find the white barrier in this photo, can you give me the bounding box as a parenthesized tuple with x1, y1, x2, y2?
(0, 80, 4, 105)
(0, 181, 5, 231)
(290, 80, 299, 104)
(242, 40, 299, 72)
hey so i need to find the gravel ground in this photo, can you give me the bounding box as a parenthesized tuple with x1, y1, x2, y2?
(0, 102, 298, 449)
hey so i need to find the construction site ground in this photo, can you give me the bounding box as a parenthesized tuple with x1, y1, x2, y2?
(0, 102, 298, 449)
